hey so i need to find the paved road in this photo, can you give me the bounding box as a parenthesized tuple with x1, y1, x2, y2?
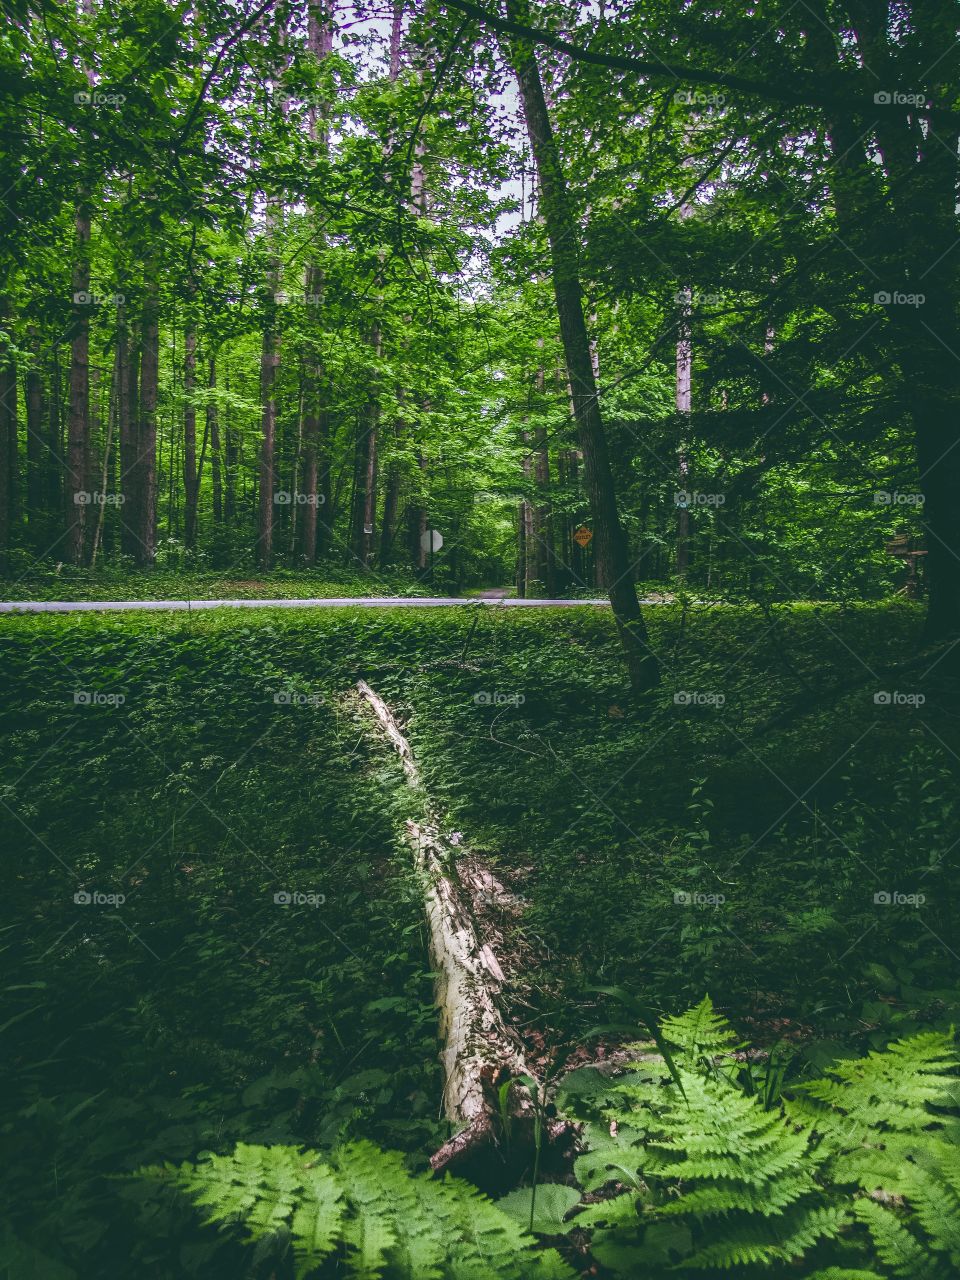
(0, 595, 617, 614)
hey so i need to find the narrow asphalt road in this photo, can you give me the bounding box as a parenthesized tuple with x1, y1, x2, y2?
(0, 595, 618, 614)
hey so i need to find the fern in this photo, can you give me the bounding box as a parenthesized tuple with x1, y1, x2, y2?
(143, 1009, 960, 1279)
(555, 1003, 960, 1278)
(143, 1138, 575, 1280)
(793, 1031, 959, 1135)
(659, 993, 743, 1067)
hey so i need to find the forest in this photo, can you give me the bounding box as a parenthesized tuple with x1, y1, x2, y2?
(2, 0, 959, 1276)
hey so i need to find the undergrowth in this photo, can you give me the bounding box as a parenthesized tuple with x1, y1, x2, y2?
(152, 998, 960, 1278)
(2, 602, 958, 1275)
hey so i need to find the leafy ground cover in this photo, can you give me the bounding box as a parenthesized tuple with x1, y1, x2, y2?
(0, 563, 425, 602)
(2, 603, 958, 1274)
(0, 621, 441, 1277)
(396, 600, 960, 1055)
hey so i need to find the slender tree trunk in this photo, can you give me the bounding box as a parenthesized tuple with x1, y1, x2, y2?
(379, 461, 401, 565)
(408, 449, 428, 571)
(208, 357, 222, 524)
(183, 329, 198, 548)
(224, 384, 238, 527)
(532, 368, 554, 592)
(0, 305, 16, 559)
(66, 208, 91, 564)
(506, 7, 658, 689)
(517, 429, 532, 596)
(675, 286, 692, 578)
(136, 287, 159, 566)
(257, 315, 279, 568)
(298, 1, 335, 565)
(350, 325, 380, 566)
(46, 345, 62, 517)
(299, 269, 323, 564)
(118, 315, 139, 558)
(516, 498, 528, 598)
(25, 330, 44, 531)
(90, 344, 119, 569)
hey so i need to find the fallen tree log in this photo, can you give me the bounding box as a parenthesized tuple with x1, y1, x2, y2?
(356, 679, 571, 1189)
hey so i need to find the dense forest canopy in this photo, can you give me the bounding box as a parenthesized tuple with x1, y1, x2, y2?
(2, 0, 955, 633)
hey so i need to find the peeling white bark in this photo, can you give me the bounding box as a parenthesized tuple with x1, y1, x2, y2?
(355, 680, 546, 1179)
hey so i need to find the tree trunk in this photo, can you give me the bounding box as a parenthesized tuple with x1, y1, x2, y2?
(224, 378, 238, 528)
(136, 288, 159, 566)
(208, 357, 222, 524)
(257, 319, 279, 568)
(517, 432, 532, 597)
(299, 267, 325, 565)
(89, 344, 119, 569)
(515, 499, 527, 597)
(379, 460, 401, 565)
(46, 345, 62, 517)
(183, 329, 198, 549)
(350, 326, 380, 567)
(0, 302, 18, 563)
(532, 387, 554, 592)
(24, 330, 43, 533)
(66, 209, 91, 564)
(506, 6, 657, 689)
(118, 315, 139, 559)
(0, 306, 16, 558)
(675, 286, 692, 578)
(298, 1, 335, 566)
(356, 680, 572, 1190)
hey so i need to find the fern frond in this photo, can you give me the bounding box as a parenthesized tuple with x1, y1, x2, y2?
(143, 1138, 577, 1280)
(334, 1142, 401, 1278)
(289, 1164, 345, 1280)
(795, 1031, 958, 1136)
(852, 1197, 947, 1279)
(659, 995, 742, 1066)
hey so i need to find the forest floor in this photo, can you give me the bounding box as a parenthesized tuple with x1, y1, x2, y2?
(2, 599, 959, 1275)
(0, 564, 429, 601)
(0, 595, 612, 612)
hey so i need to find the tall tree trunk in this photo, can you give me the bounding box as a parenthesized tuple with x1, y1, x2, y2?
(378, 460, 401, 565)
(506, 5, 658, 689)
(208, 357, 222, 524)
(0, 304, 16, 559)
(518, 430, 532, 597)
(350, 325, 380, 567)
(408, 449, 428, 571)
(224, 361, 238, 528)
(65, 208, 91, 564)
(675, 286, 692, 578)
(118, 314, 139, 559)
(298, 0, 335, 566)
(299, 267, 324, 565)
(136, 287, 159, 566)
(46, 345, 62, 517)
(257, 315, 279, 568)
(531, 360, 554, 592)
(516, 498, 528, 598)
(25, 329, 44, 531)
(183, 329, 198, 548)
(89, 343, 119, 569)
(802, 0, 960, 650)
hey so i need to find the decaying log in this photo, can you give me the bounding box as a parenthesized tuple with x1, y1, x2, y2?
(356, 680, 572, 1189)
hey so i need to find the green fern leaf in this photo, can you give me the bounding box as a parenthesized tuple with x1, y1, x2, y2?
(288, 1164, 344, 1279)
(659, 994, 742, 1066)
(852, 1198, 946, 1279)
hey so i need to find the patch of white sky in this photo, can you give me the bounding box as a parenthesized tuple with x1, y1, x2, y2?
(329, 1, 532, 241)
